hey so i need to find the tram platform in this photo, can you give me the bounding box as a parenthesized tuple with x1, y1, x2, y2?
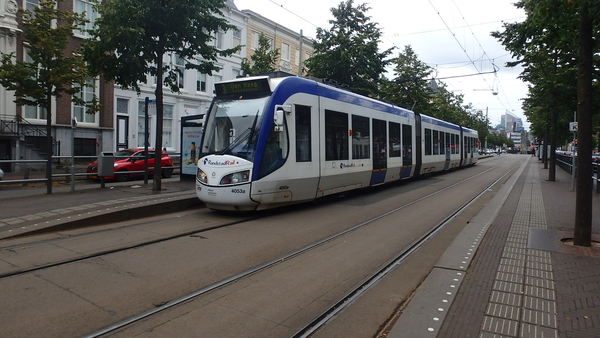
(0, 156, 599, 337)
(0, 176, 200, 240)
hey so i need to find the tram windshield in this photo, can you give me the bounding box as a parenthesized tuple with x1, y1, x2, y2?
(200, 96, 269, 162)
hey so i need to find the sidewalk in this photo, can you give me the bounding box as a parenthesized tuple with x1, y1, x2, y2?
(0, 176, 199, 240)
(390, 156, 600, 338)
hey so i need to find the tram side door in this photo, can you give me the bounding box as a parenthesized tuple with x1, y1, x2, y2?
(370, 118, 387, 185)
(292, 104, 321, 200)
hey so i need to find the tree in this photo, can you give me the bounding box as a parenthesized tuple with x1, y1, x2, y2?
(380, 45, 489, 135)
(304, 0, 394, 96)
(574, 1, 595, 246)
(380, 45, 434, 110)
(429, 85, 472, 125)
(241, 32, 280, 76)
(492, 0, 581, 181)
(493, 0, 600, 246)
(84, 0, 240, 191)
(0, 0, 98, 194)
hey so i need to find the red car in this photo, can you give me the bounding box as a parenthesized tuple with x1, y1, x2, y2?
(87, 149, 174, 182)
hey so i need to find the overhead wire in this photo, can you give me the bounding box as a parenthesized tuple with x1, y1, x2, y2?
(386, 17, 525, 37)
(262, 0, 520, 115)
(266, 0, 320, 30)
(427, 0, 515, 113)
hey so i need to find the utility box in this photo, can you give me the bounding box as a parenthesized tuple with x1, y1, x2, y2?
(97, 152, 115, 177)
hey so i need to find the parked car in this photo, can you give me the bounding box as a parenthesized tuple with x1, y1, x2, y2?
(87, 149, 174, 182)
(0, 167, 3, 181)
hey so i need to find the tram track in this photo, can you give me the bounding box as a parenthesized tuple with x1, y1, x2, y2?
(289, 161, 518, 338)
(0, 159, 498, 281)
(80, 159, 518, 338)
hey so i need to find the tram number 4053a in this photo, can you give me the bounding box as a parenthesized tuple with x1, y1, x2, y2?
(231, 189, 246, 194)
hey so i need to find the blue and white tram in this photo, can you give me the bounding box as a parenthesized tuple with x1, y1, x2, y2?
(196, 74, 479, 211)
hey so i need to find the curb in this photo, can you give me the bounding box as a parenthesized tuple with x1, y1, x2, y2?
(0, 194, 202, 240)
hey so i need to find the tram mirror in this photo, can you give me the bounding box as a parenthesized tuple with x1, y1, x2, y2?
(274, 105, 291, 132)
(274, 109, 284, 132)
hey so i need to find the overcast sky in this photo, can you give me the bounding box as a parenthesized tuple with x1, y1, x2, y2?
(232, 0, 529, 129)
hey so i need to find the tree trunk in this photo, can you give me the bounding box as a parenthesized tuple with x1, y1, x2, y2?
(153, 52, 164, 192)
(45, 89, 53, 194)
(543, 127, 548, 168)
(548, 108, 556, 181)
(574, 1, 593, 247)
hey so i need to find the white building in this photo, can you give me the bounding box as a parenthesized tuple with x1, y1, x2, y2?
(113, 1, 248, 153)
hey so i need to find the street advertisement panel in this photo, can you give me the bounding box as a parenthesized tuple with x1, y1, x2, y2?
(181, 114, 204, 176)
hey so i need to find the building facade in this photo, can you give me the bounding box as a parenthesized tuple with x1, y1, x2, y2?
(112, 1, 249, 154)
(242, 9, 313, 77)
(0, 0, 113, 172)
(0, 0, 313, 172)
(501, 111, 526, 150)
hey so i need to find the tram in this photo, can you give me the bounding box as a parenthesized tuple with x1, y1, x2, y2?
(196, 74, 479, 211)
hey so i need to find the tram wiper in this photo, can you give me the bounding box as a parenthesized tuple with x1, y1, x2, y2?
(218, 128, 251, 155)
(216, 111, 260, 159)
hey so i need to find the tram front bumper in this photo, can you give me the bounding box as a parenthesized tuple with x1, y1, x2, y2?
(195, 182, 258, 211)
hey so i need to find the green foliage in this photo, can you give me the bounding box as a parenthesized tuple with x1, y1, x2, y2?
(491, 0, 600, 145)
(83, 0, 240, 191)
(304, 0, 394, 96)
(241, 32, 280, 76)
(83, 0, 240, 93)
(380, 45, 488, 134)
(487, 132, 513, 148)
(380, 45, 433, 110)
(0, 0, 98, 112)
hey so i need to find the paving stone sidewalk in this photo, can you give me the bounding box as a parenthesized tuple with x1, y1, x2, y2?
(439, 157, 600, 338)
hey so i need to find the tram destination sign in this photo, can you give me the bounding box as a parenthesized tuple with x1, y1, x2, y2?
(215, 78, 271, 96)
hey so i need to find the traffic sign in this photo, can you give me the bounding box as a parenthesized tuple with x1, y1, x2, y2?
(147, 99, 156, 115)
(569, 122, 578, 132)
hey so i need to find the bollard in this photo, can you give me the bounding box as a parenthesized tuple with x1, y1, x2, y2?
(22, 168, 29, 186)
(597, 165, 599, 194)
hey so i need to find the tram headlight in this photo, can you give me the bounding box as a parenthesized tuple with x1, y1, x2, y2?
(220, 170, 250, 185)
(197, 168, 208, 184)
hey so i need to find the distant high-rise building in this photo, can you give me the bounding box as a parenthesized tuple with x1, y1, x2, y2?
(501, 111, 523, 133)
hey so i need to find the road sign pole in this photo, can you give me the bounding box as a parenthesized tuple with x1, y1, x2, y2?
(571, 114, 577, 191)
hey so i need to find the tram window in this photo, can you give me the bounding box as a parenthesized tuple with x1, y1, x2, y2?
(389, 122, 401, 158)
(433, 130, 439, 155)
(425, 128, 432, 156)
(295, 105, 311, 162)
(372, 118, 386, 168)
(470, 137, 473, 155)
(325, 110, 348, 161)
(444, 133, 452, 155)
(453, 134, 459, 154)
(402, 124, 412, 165)
(440, 131, 446, 155)
(259, 122, 289, 178)
(352, 115, 370, 159)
